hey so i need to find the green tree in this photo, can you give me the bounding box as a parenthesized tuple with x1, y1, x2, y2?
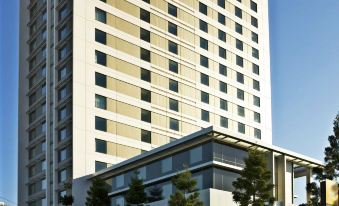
(232, 149, 275, 206)
(168, 167, 203, 206)
(148, 185, 163, 203)
(59, 182, 74, 206)
(85, 177, 110, 206)
(125, 172, 148, 205)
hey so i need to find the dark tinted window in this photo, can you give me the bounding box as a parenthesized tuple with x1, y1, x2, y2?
(141, 89, 151, 102)
(201, 73, 209, 86)
(95, 72, 106, 88)
(219, 64, 227, 76)
(95, 139, 107, 153)
(200, 55, 209, 68)
(252, 64, 259, 75)
(237, 72, 244, 84)
(238, 122, 245, 134)
(169, 60, 178, 73)
(238, 106, 245, 117)
(168, 41, 178, 54)
(236, 39, 243, 51)
(201, 110, 209, 122)
(251, 16, 258, 28)
(199, 20, 208, 32)
(168, 22, 177, 35)
(218, 13, 225, 25)
(219, 81, 227, 93)
(251, 1, 257, 12)
(141, 68, 151, 82)
(220, 99, 227, 111)
(236, 55, 243, 67)
(169, 98, 179, 112)
(95, 8, 106, 23)
(169, 79, 178, 92)
(95, 50, 106, 66)
(218, 30, 226, 42)
(95, 116, 107, 131)
(201, 91, 209, 104)
(140, 48, 151, 62)
(141, 130, 151, 143)
(95, 29, 106, 44)
(218, 0, 225, 8)
(219, 47, 226, 59)
(170, 118, 179, 131)
(200, 37, 208, 50)
(235, 23, 242, 34)
(141, 109, 151, 123)
(252, 32, 258, 43)
(140, 9, 150, 22)
(199, 2, 207, 15)
(237, 89, 244, 100)
(168, 3, 177, 17)
(95, 94, 107, 109)
(253, 96, 260, 107)
(220, 116, 228, 128)
(235, 7, 242, 18)
(140, 28, 150, 42)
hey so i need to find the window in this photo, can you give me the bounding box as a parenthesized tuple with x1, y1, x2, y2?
(59, 66, 67, 81)
(140, 48, 151, 62)
(161, 157, 172, 173)
(170, 118, 179, 131)
(201, 91, 209, 104)
(254, 112, 261, 123)
(140, 28, 150, 42)
(169, 60, 178, 73)
(95, 161, 108, 172)
(140, 8, 150, 23)
(235, 7, 242, 18)
(59, 148, 67, 162)
(218, 13, 225, 25)
(251, 16, 258, 28)
(199, 20, 208, 32)
(219, 64, 227, 76)
(219, 81, 227, 93)
(235, 23, 242, 34)
(95, 139, 107, 154)
(169, 98, 179, 112)
(41, 84, 46, 96)
(236, 39, 243, 51)
(168, 3, 177, 17)
(59, 169, 67, 183)
(168, 22, 177, 35)
(58, 107, 67, 121)
(253, 95, 260, 107)
(254, 128, 261, 139)
(201, 110, 209, 122)
(95, 94, 107, 109)
(253, 64, 259, 75)
(141, 68, 151, 82)
(141, 109, 151, 123)
(95, 50, 106, 66)
(238, 106, 245, 117)
(218, 30, 226, 42)
(95, 8, 106, 23)
(252, 32, 258, 43)
(141, 89, 151, 103)
(58, 86, 67, 100)
(59, 128, 67, 141)
(95, 73, 107, 88)
(200, 73, 209, 86)
(168, 41, 178, 54)
(237, 89, 244, 100)
(236, 55, 243, 67)
(142, 0, 150, 3)
(218, 0, 225, 8)
(253, 80, 260, 91)
(199, 2, 207, 15)
(220, 116, 228, 128)
(238, 123, 245, 134)
(169, 79, 178, 92)
(95, 116, 107, 131)
(95, 29, 106, 44)
(252, 48, 259, 59)
(237, 72, 244, 84)
(59, 46, 68, 60)
(251, 1, 257, 12)
(219, 47, 226, 59)
(220, 99, 228, 111)
(59, 6, 68, 20)
(190, 146, 202, 164)
(200, 37, 208, 50)
(200, 55, 209, 68)
(141, 130, 151, 143)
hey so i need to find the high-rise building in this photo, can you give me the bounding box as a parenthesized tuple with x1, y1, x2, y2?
(18, 0, 271, 205)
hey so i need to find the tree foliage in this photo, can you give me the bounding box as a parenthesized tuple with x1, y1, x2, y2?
(59, 182, 74, 206)
(148, 185, 163, 202)
(125, 172, 148, 205)
(85, 177, 110, 206)
(232, 149, 275, 206)
(168, 168, 203, 206)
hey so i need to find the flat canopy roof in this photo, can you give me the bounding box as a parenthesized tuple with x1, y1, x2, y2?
(92, 126, 323, 179)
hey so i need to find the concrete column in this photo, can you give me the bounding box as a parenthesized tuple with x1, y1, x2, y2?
(275, 155, 294, 206)
(266, 151, 275, 198)
(306, 168, 313, 203)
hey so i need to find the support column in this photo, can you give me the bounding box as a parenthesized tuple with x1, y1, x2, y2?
(306, 168, 313, 203)
(266, 151, 276, 199)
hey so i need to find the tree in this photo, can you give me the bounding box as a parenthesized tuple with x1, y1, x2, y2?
(323, 113, 339, 180)
(85, 177, 110, 206)
(168, 167, 203, 206)
(59, 182, 74, 206)
(232, 149, 275, 206)
(148, 185, 163, 203)
(125, 172, 148, 205)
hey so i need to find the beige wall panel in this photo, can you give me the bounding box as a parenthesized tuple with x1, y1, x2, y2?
(107, 120, 116, 134)
(182, 121, 199, 134)
(117, 144, 141, 159)
(151, 53, 168, 70)
(151, 92, 167, 108)
(116, 80, 140, 99)
(152, 73, 168, 89)
(179, 10, 195, 27)
(115, 38, 139, 58)
(116, 101, 140, 119)
(179, 28, 195, 45)
(115, 57, 140, 78)
(116, 122, 141, 141)
(180, 0, 195, 8)
(182, 102, 197, 118)
(180, 46, 195, 63)
(152, 133, 168, 146)
(152, 112, 167, 128)
(116, 17, 139, 38)
(115, 0, 139, 18)
(107, 77, 116, 91)
(107, 14, 116, 28)
(151, 15, 167, 31)
(106, 34, 116, 49)
(107, 98, 116, 113)
(150, 0, 167, 11)
(107, 142, 116, 156)
(181, 84, 196, 99)
(181, 64, 195, 81)
(106, 54, 116, 69)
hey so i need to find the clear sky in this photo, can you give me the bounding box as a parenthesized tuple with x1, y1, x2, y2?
(1, 0, 339, 205)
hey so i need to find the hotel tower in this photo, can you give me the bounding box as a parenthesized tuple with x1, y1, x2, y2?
(19, 0, 272, 205)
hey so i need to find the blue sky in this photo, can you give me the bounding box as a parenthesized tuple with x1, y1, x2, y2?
(1, 0, 339, 205)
